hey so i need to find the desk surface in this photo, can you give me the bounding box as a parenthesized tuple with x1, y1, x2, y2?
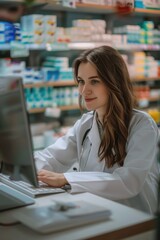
(0, 192, 156, 240)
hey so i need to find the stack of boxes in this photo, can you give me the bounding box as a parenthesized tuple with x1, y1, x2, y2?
(42, 56, 73, 82)
(0, 21, 19, 44)
(21, 14, 57, 45)
(140, 21, 154, 45)
(130, 51, 158, 78)
(113, 21, 160, 45)
(44, 15, 57, 44)
(68, 19, 107, 43)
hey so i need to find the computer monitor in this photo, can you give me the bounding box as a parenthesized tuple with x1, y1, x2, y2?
(0, 77, 38, 188)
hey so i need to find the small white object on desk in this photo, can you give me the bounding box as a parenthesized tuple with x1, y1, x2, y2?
(13, 200, 111, 234)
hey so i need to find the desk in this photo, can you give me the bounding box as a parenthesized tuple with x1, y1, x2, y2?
(0, 192, 156, 240)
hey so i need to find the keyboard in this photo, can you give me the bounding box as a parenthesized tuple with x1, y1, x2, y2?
(0, 174, 65, 198)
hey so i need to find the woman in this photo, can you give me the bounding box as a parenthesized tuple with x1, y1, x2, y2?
(35, 46, 160, 214)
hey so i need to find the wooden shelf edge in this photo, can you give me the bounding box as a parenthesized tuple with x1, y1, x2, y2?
(137, 97, 160, 102)
(76, 3, 160, 14)
(131, 77, 160, 82)
(28, 105, 79, 114)
(44, 2, 160, 14)
(134, 7, 160, 14)
(76, 2, 114, 10)
(24, 81, 76, 88)
(60, 105, 79, 111)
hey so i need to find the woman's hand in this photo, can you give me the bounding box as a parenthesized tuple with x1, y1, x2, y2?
(37, 169, 68, 187)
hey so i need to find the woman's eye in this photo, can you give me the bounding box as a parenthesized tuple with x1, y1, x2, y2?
(91, 79, 100, 85)
(77, 79, 84, 85)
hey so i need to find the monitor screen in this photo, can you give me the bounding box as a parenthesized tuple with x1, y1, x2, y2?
(0, 77, 38, 187)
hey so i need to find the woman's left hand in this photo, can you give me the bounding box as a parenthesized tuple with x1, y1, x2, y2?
(37, 169, 68, 187)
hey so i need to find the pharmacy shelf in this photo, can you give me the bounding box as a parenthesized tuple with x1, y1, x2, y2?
(27, 43, 70, 51)
(114, 44, 160, 51)
(43, 2, 160, 15)
(23, 78, 160, 89)
(28, 104, 79, 114)
(3, 1, 160, 16)
(137, 96, 160, 102)
(28, 99, 159, 114)
(76, 3, 160, 15)
(43, 2, 114, 14)
(134, 7, 160, 15)
(68, 43, 160, 51)
(24, 80, 76, 88)
(148, 96, 160, 102)
(75, 3, 160, 15)
(1, 43, 159, 52)
(0, 43, 69, 51)
(131, 77, 160, 82)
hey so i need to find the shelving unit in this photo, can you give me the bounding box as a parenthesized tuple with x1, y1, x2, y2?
(42, 2, 160, 15)
(0, 1, 160, 123)
(23, 77, 160, 114)
(1, 42, 160, 51)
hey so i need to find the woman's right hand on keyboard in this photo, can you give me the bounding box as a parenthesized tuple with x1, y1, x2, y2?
(37, 170, 68, 188)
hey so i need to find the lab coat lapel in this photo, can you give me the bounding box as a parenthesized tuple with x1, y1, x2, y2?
(85, 115, 105, 171)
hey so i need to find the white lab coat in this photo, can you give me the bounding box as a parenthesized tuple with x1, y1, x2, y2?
(35, 109, 160, 214)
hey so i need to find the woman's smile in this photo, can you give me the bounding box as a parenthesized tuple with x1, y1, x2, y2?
(85, 97, 97, 102)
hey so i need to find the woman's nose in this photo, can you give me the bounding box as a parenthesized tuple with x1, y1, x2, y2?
(81, 84, 91, 94)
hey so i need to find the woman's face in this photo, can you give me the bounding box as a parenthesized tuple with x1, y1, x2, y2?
(77, 62, 108, 120)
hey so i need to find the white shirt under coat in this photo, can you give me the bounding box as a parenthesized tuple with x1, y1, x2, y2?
(34, 109, 160, 214)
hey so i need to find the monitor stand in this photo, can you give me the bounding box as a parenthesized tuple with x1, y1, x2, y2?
(0, 184, 35, 212)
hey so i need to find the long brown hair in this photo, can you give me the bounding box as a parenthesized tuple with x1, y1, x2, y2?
(73, 45, 135, 168)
